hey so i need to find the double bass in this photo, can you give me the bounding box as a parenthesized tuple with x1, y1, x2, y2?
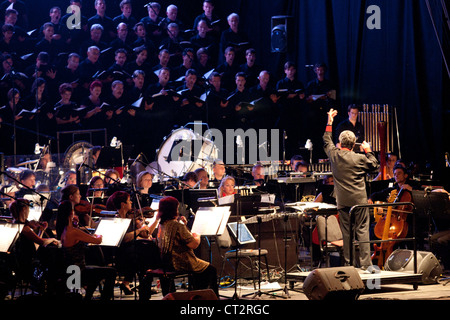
(371, 187, 412, 269)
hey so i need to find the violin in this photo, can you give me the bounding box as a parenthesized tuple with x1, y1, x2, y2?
(125, 206, 158, 239)
(74, 200, 107, 216)
(371, 188, 412, 268)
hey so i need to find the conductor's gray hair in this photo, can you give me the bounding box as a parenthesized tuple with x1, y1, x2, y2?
(339, 130, 356, 150)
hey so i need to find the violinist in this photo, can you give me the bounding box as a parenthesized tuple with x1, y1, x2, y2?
(107, 191, 159, 295)
(9, 199, 58, 284)
(56, 200, 116, 301)
(61, 184, 98, 229)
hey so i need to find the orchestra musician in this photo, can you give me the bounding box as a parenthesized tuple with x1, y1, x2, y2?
(106, 190, 158, 295)
(218, 175, 236, 197)
(324, 108, 379, 271)
(60, 184, 98, 229)
(181, 171, 199, 189)
(14, 169, 36, 199)
(335, 104, 365, 151)
(194, 167, 210, 189)
(373, 153, 398, 181)
(156, 196, 219, 296)
(211, 160, 226, 185)
(9, 199, 58, 284)
(86, 176, 106, 205)
(251, 163, 265, 187)
(56, 199, 116, 301)
(136, 170, 155, 207)
(369, 165, 421, 204)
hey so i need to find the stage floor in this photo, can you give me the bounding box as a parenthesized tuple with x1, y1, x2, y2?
(4, 269, 450, 303)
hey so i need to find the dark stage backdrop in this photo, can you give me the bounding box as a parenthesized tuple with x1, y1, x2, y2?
(23, 0, 448, 183)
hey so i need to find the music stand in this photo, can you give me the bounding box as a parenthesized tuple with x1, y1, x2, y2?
(92, 218, 131, 247)
(412, 190, 450, 248)
(187, 189, 218, 212)
(95, 145, 133, 169)
(0, 223, 23, 253)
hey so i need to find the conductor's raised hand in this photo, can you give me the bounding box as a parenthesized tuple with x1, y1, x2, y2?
(327, 108, 338, 125)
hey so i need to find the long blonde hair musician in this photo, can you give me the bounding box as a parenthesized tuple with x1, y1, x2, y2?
(217, 175, 236, 197)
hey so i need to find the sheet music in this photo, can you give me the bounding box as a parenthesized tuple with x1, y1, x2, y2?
(0, 224, 22, 253)
(218, 194, 234, 206)
(286, 201, 337, 212)
(191, 207, 231, 236)
(93, 218, 131, 246)
(261, 194, 276, 204)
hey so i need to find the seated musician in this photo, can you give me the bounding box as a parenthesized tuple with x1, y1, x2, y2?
(104, 168, 121, 185)
(60, 184, 98, 229)
(314, 175, 336, 205)
(104, 168, 121, 196)
(56, 200, 116, 301)
(373, 153, 398, 181)
(290, 154, 304, 171)
(369, 165, 421, 203)
(218, 175, 236, 198)
(86, 176, 106, 205)
(194, 167, 210, 189)
(294, 160, 309, 173)
(136, 170, 155, 207)
(156, 196, 219, 296)
(182, 171, 199, 189)
(250, 163, 265, 187)
(14, 170, 36, 199)
(106, 190, 158, 295)
(211, 159, 226, 186)
(9, 199, 58, 284)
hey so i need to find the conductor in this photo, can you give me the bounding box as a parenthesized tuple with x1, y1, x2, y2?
(324, 109, 379, 271)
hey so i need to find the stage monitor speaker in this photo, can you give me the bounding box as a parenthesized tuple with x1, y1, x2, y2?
(271, 16, 292, 53)
(384, 249, 442, 284)
(302, 266, 364, 300)
(162, 289, 218, 300)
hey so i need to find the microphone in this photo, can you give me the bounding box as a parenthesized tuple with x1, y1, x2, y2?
(193, 179, 202, 189)
(305, 139, 313, 151)
(130, 152, 144, 167)
(305, 65, 314, 68)
(445, 152, 450, 167)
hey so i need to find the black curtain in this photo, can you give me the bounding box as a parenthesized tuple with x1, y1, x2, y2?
(228, 0, 446, 182)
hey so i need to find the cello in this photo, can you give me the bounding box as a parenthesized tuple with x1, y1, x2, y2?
(371, 188, 412, 269)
